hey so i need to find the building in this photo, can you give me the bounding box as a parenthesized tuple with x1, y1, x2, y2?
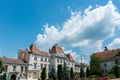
(0, 44, 88, 80)
(0, 57, 27, 80)
(93, 47, 120, 75)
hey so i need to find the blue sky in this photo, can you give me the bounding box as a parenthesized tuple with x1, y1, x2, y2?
(0, 0, 120, 63)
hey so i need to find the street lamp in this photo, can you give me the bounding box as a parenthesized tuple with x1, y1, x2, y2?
(80, 54, 85, 80)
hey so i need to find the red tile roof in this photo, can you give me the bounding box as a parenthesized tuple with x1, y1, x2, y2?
(0, 57, 24, 63)
(75, 62, 89, 67)
(67, 53, 74, 61)
(29, 44, 49, 57)
(93, 48, 120, 62)
(49, 44, 64, 53)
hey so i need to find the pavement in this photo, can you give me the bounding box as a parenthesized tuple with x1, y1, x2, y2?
(109, 78, 120, 80)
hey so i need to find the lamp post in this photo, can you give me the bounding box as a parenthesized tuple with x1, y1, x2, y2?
(80, 54, 85, 80)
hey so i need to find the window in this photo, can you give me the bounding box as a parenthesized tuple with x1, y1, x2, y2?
(49, 65, 50, 70)
(60, 59, 62, 63)
(13, 66, 16, 71)
(34, 63, 37, 69)
(5, 65, 8, 72)
(41, 64, 43, 69)
(57, 59, 59, 63)
(45, 58, 47, 62)
(25, 67, 27, 73)
(34, 57, 37, 61)
(104, 63, 107, 67)
(22, 53, 25, 58)
(49, 59, 50, 62)
(45, 64, 47, 68)
(41, 58, 43, 61)
(21, 66, 23, 73)
(105, 69, 107, 73)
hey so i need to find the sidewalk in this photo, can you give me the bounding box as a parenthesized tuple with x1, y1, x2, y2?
(109, 78, 120, 80)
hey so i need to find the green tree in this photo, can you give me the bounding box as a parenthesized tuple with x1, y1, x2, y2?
(63, 61, 70, 80)
(3, 73, 7, 80)
(114, 64, 120, 78)
(0, 60, 4, 73)
(70, 67, 74, 78)
(49, 67, 57, 80)
(86, 67, 90, 78)
(80, 67, 85, 78)
(114, 59, 120, 77)
(90, 55, 102, 76)
(57, 64, 63, 80)
(41, 67, 46, 80)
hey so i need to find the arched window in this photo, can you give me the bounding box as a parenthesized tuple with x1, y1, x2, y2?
(22, 53, 25, 58)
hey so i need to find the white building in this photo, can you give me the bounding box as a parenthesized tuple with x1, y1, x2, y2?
(0, 44, 89, 80)
(93, 48, 120, 76)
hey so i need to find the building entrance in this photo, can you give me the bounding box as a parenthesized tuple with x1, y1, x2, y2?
(10, 74, 16, 80)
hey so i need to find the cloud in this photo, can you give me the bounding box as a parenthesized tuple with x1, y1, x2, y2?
(35, 24, 61, 51)
(60, 1, 120, 47)
(35, 1, 120, 62)
(107, 38, 120, 49)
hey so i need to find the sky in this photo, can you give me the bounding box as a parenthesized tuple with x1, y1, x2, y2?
(0, 0, 120, 63)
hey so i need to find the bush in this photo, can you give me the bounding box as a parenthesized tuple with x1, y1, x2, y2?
(106, 74, 116, 79)
(89, 75, 98, 78)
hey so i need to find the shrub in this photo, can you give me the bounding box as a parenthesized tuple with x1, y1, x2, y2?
(106, 74, 116, 79)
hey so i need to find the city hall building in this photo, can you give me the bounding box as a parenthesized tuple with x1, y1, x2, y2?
(0, 44, 88, 80)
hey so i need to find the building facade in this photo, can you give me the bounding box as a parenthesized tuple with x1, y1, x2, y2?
(0, 44, 88, 80)
(93, 48, 120, 76)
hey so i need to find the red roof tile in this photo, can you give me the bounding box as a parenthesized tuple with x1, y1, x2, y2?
(29, 44, 49, 57)
(67, 53, 74, 61)
(75, 62, 89, 67)
(93, 48, 120, 62)
(0, 57, 24, 63)
(49, 44, 64, 53)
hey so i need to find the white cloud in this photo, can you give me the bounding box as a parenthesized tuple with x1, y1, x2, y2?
(35, 1, 120, 62)
(107, 38, 120, 49)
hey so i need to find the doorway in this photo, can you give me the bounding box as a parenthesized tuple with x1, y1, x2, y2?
(10, 74, 16, 80)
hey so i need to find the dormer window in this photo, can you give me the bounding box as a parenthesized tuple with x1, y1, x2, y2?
(22, 53, 25, 58)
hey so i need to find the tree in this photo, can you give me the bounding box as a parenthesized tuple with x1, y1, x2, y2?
(114, 59, 120, 77)
(63, 61, 70, 80)
(49, 67, 57, 80)
(57, 64, 63, 80)
(3, 73, 7, 80)
(70, 67, 74, 78)
(41, 67, 46, 80)
(90, 55, 102, 76)
(86, 67, 90, 78)
(114, 64, 120, 78)
(80, 67, 85, 78)
(0, 60, 4, 73)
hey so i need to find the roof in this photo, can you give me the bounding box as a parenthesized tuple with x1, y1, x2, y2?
(75, 62, 89, 67)
(49, 44, 64, 53)
(29, 44, 49, 57)
(93, 48, 120, 62)
(66, 53, 74, 61)
(0, 57, 25, 64)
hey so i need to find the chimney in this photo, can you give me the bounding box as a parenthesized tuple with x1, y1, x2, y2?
(30, 44, 36, 52)
(104, 46, 108, 51)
